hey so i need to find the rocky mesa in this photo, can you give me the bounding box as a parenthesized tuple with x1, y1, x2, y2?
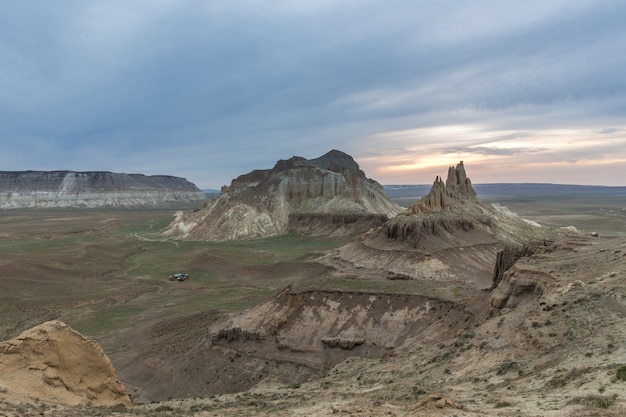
(0, 171, 207, 208)
(163, 150, 404, 240)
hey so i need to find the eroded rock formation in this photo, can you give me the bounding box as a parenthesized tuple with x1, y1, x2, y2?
(490, 239, 557, 309)
(491, 240, 553, 290)
(163, 150, 404, 240)
(0, 320, 132, 409)
(0, 171, 206, 208)
(322, 161, 546, 285)
(204, 287, 471, 394)
(408, 161, 477, 214)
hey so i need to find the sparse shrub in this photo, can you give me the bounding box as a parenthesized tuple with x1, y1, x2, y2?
(495, 400, 512, 408)
(569, 394, 617, 409)
(616, 364, 626, 381)
(155, 405, 174, 412)
(496, 361, 522, 376)
(460, 343, 474, 352)
(584, 352, 593, 357)
(463, 329, 475, 339)
(596, 396, 616, 409)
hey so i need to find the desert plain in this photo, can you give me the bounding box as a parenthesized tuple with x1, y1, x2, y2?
(1, 187, 625, 416)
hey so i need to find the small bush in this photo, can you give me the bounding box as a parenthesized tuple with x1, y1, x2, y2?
(616, 364, 626, 381)
(155, 405, 174, 412)
(495, 401, 512, 408)
(570, 394, 617, 409)
(463, 329, 475, 339)
(496, 361, 521, 376)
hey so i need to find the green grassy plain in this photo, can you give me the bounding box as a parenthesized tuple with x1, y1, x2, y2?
(1, 188, 624, 345)
(0, 208, 345, 342)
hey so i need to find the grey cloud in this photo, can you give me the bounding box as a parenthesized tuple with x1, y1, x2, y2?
(439, 146, 545, 157)
(1, 1, 626, 187)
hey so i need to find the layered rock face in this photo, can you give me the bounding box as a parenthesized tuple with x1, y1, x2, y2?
(203, 287, 471, 395)
(0, 171, 207, 208)
(0, 320, 132, 408)
(407, 161, 477, 214)
(323, 161, 545, 285)
(163, 150, 403, 240)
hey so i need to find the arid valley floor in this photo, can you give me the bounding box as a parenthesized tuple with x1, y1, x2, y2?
(1, 189, 625, 416)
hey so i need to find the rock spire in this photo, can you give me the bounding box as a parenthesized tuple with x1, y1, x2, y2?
(408, 161, 478, 214)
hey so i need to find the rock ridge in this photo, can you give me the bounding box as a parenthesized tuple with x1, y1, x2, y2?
(0, 171, 207, 208)
(202, 287, 471, 395)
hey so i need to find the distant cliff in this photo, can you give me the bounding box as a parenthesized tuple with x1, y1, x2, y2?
(0, 171, 207, 208)
(163, 150, 404, 240)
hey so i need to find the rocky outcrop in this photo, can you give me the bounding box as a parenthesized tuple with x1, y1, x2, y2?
(287, 213, 389, 236)
(383, 215, 491, 248)
(163, 150, 403, 240)
(491, 240, 552, 290)
(0, 320, 131, 409)
(205, 287, 471, 392)
(490, 239, 556, 308)
(408, 161, 477, 214)
(0, 171, 207, 208)
(321, 161, 547, 286)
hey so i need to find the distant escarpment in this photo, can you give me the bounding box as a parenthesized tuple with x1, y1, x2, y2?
(163, 150, 404, 240)
(0, 171, 207, 208)
(322, 162, 547, 286)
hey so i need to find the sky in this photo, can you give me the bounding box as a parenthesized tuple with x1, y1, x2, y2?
(1, 1, 626, 188)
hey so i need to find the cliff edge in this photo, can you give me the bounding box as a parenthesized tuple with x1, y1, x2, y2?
(0, 171, 207, 208)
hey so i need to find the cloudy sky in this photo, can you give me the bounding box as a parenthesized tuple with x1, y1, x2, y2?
(2, 1, 625, 188)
